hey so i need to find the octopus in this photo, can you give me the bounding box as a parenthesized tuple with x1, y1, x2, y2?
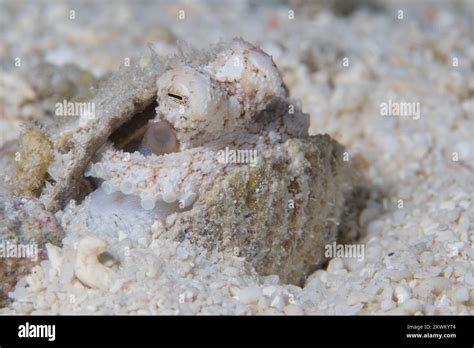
(83, 38, 298, 211)
(13, 38, 366, 285)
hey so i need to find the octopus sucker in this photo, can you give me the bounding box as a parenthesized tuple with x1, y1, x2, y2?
(119, 179, 135, 195)
(15, 38, 366, 284)
(140, 191, 158, 211)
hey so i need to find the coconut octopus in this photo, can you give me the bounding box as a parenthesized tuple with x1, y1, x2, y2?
(12, 39, 366, 285)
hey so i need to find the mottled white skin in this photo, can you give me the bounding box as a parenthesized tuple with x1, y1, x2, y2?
(155, 38, 287, 151)
(89, 101, 307, 211)
(89, 39, 301, 212)
(91, 129, 288, 212)
(155, 66, 241, 150)
(204, 38, 287, 113)
(74, 236, 116, 290)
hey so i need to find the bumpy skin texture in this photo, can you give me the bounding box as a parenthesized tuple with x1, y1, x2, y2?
(17, 39, 363, 285)
(90, 96, 311, 212)
(90, 39, 302, 211)
(155, 39, 288, 150)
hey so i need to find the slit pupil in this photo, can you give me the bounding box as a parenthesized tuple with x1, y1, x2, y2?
(168, 93, 183, 101)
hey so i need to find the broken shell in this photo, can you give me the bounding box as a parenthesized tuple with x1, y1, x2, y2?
(46, 243, 63, 272)
(74, 236, 116, 290)
(14, 127, 53, 197)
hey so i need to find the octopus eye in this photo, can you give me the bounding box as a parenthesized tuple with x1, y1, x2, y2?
(166, 91, 187, 105)
(167, 92, 183, 101)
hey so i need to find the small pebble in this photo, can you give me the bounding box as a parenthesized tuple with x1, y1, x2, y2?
(402, 299, 422, 314)
(283, 304, 303, 315)
(394, 284, 411, 303)
(380, 299, 394, 311)
(270, 295, 285, 310)
(327, 258, 345, 273)
(262, 286, 278, 298)
(453, 287, 470, 303)
(238, 285, 262, 304)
